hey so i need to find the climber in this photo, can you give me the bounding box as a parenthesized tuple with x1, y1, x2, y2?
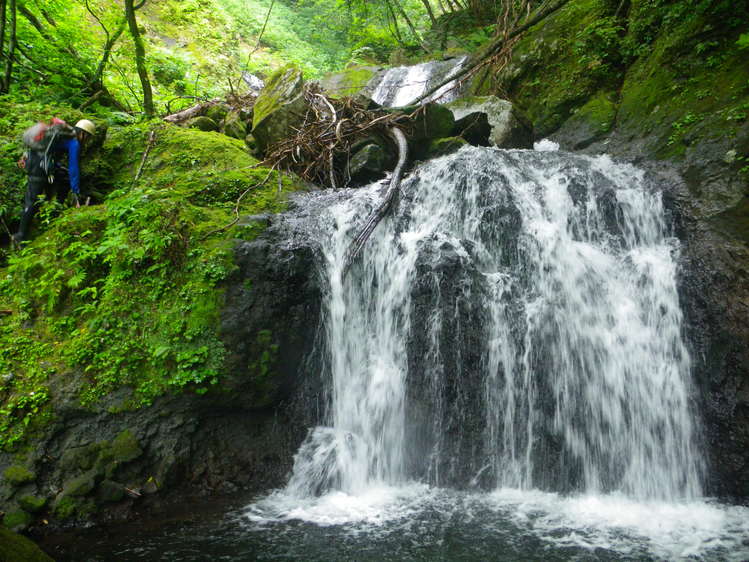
(12, 119, 96, 244)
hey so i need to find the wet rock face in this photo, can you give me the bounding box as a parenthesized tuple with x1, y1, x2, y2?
(0, 223, 324, 529)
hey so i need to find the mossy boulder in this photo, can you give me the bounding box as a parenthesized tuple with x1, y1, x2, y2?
(445, 96, 533, 149)
(187, 116, 219, 132)
(2, 509, 32, 532)
(349, 143, 389, 183)
(220, 110, 247, 140)
(252, 65, 308, 155)
(408, 103, 455, 142)
(18, 495, 47, 514)
(60, 443, 102, 472)
(204, 103, 230, 124)
(0, 526, 53, 561)
(111, 430, 142, 463)
(553, 91, 617, 149)
(3, 466, 34, 486)
(52, 495, 94, 520)
(62, 471, 96, 497)
(425, 136, 468, 159)
(320, 65, 381, 98)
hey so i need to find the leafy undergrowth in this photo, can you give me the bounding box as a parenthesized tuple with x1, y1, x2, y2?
(0, 116, 304, 451)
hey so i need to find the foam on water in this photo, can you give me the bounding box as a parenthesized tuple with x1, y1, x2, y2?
(245, 486, 749, 560)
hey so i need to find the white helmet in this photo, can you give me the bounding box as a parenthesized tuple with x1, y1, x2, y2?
(75, 119, 96, 136)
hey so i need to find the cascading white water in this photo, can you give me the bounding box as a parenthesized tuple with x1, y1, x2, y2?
(370, 57, 468, 107)
(285, 145, 703, 501)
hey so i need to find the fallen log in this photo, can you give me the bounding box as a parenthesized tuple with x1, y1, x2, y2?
(163, 98, 221, 124)
(341, 126, 408, 279)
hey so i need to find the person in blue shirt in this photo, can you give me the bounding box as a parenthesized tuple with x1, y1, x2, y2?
(13, 119, 96, 243)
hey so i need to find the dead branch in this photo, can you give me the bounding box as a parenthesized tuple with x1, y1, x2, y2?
(341, 126, 409, 279)
(163, 98, 221, 123)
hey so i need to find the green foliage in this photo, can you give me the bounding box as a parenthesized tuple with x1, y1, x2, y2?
(738, 33, 749, 49)
(667, 112, 701, 145)
(0, 115, 305, 450)
(574, 17, 623, 79)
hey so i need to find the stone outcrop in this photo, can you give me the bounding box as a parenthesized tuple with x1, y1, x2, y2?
(445, 96, 533, 149)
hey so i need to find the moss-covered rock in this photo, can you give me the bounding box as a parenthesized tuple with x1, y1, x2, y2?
(60, 443, 102, 472)
(18, 495, 47, 514)
(425, 136, 468, 159)
(111, 430, 142, 463)
(320, 65, 381, 98)
(252, 65, 308, 154)
(0, 526, 52, 561)
(553, 91, 617, 149)
(52, 495, 95, 520)
(220, 110, 247, 140)
(187, 116, 219, 132)
(349, 143, 388, 183)
(62, 471, 96, 497)
(2, 509, 32, 531)
(96, 479, 124, 504)
(2, 466, 35, 486)
(204, 103, 230, 124)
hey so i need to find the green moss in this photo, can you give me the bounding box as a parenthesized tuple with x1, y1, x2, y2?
(425, 137, 467, 158)
(247, 329, 281, 407)
(3, 465, 35, 486)
(96, 479, 125, 504)
(110, 430, 142, 463)
(252, 65, 305, 130)
(321, 65, 379, 97)
(496, 0, 619, 136)
(0, 526, 53, 561)
(0, 112, 308, 450)
(62, 472, 96, 497)
(2, 509, 32, 531)
(18, 494, 47, 514)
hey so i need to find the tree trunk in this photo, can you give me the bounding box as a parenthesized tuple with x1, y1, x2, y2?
(0, 0, 6, 67)
(419, 0, 438, 26)
(1, 0, 16, 94)
(125, 0, 154, 117)
(90, 20, 126, 91)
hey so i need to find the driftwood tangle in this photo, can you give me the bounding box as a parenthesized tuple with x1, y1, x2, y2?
(341, 126, 409, 279)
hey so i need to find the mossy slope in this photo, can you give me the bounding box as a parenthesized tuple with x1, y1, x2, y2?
(0, 111, 303, 453)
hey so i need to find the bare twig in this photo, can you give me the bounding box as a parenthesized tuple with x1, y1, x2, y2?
(134, 130, 157, 181)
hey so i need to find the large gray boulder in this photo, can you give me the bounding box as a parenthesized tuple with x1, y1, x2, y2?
(445, 96, 533, 149)
(251, 65, 308, 155)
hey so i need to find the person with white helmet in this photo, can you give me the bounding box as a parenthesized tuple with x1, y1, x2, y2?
(13, 118, 96, 243)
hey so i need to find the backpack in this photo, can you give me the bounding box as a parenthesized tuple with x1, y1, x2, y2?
(22, 118, 76, 180)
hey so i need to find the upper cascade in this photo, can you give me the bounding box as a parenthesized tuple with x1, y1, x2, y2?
(369, 56, 469, 107)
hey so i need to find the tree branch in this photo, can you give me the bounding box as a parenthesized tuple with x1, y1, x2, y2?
(412, 0, 571, 105)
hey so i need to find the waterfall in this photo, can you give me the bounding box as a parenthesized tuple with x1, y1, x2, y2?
(370, 57, 468, 107)
(285, 145, 703, 502)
